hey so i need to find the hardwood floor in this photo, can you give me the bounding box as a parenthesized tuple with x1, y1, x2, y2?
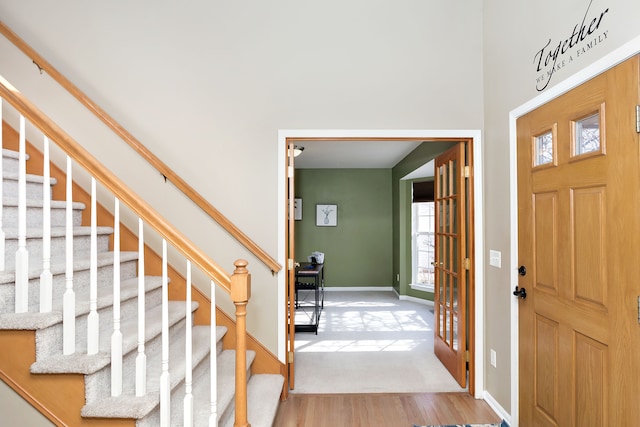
(273, 392, 502, 427)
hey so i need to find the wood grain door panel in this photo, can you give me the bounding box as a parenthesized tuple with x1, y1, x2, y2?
(518, 55, 640, 426)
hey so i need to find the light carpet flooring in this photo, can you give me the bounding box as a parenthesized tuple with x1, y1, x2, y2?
(292, 290, 466, 394)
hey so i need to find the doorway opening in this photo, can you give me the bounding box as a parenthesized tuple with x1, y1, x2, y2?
(277, 129, 485, 399)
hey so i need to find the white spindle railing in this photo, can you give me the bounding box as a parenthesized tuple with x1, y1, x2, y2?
(39, 136, 52, 313)
(0, 88, 252, 426)
(0, 98, 4, 272)
(184, 260, 193, 427)
(160, 239, 170, 426)
(136, 218, 146, 397)
(63, 155, 75, 355)
(209, 279, 218, 427)
(14, 115, 28, 313)
(87, 177, 99, 354)
(111, 198, 123, 397)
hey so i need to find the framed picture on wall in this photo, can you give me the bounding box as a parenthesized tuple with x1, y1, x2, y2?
(316, 204, 337, 226)
(294, 198, 302, 220)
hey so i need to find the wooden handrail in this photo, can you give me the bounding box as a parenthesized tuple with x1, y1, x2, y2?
(0, 75, 233, 292)
(0, 21, 281, 274)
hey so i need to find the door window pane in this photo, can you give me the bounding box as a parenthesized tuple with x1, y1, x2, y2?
(574, 112, 600, 155)
(534, 131, 554, 166)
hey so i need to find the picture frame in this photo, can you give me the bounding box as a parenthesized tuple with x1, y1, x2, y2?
(294, 198, 302, 220)
(316, 204, 337, 226)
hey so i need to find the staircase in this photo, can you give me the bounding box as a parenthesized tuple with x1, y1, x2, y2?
(0, 143, 284, 425)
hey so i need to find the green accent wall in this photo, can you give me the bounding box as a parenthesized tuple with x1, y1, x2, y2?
(391, 141, 457, 298)
(294, 169, 392, 287)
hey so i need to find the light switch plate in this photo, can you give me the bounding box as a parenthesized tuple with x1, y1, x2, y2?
(489, 250, 502, 268)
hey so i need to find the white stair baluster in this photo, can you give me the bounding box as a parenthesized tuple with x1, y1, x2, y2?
(87, 177, 99, 354)
(135, 218, 146, 396)
(111, 198, 122, 397)
(209, 279, 217, 427)
(160, 239, 170, 426)
(63, 155, 75, 355)
(14, 115, 28, 313)
(39, 136, 52, 312)
(0, 98, 4, 272)
(183, 260, 193, 427)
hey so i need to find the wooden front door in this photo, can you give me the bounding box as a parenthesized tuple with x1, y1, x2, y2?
(517, 55, 640, 426)
(434, 142, 469, 388)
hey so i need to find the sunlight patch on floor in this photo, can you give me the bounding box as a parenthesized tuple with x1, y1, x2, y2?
(296, 338, 426, 352)
(318, 310, 431, 333)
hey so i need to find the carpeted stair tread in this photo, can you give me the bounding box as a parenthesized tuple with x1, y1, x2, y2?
(186, 348, 257, 426)
(0, 275, 162, 330)
(30, 300, 194, 374)
(2, 195, 85, 210)
(211, 349, 257, 426)
(112, 299, 197, 356)
(0, 250, 138, 283)
(81, 325, 213, 419)
(3, 225, 114, 239)
(222, 374, 285, 427)
(0, 311, 61, 330)
(2, 170, 57, 185)
(81, 395, 158, 420)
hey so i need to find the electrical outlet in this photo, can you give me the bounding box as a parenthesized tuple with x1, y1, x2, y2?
(396, 274, 400, 282)
(490, 349, 497, 368)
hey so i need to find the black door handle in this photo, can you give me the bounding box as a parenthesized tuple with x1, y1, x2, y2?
(513, 286, 527, 299)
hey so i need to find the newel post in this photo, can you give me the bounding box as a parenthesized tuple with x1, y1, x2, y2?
(231, 259, 251, 427)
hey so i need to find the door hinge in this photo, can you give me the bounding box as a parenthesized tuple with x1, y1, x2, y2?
(288, 351, 294, 363)
(288, 259, 294, 270)
(465, 350, 470, 362)
(637, 296, 640, 324)
(288, 165, 294, 178)
(636, 105, 640, 133)
(463, 258, 470, 270)
(464, 166, 471, 178)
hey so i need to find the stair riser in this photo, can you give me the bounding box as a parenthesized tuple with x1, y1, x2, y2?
(2, 204, 83, 228)
(3, 231, 112, 270)
(84, 315, 190, 405)
(2, 154, 19, 175)
(0, 258, 139, 315)
(74, 286, 164, 355)
(143, 352, 212, 427)
(3, 177, 52, 201)
(218, 369, 254, 427)
(34, 285, 163, 361)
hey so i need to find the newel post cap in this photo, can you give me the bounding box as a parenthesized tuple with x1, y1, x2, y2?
(231, 259, 251, 302)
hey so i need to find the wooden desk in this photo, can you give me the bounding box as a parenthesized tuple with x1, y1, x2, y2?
(295, 263, 324, 334)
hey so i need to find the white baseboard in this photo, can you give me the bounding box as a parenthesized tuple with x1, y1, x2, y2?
(397, 293, 434, 307)
(323, 286, 434, 307)
(324, 286, 394, 292)
(482, 390, 512, 426)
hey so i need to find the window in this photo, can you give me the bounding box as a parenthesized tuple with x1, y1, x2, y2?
(412, 201, 435, 292)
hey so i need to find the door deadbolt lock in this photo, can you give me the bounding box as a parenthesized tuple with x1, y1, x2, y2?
(518, 265, 527, 276)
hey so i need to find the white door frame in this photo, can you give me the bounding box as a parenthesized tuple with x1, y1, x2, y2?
(277, 129, 485, 397)
(508, 35, 640, 427)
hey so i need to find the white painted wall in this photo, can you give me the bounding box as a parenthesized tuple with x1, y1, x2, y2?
(0, 381, 53, 426)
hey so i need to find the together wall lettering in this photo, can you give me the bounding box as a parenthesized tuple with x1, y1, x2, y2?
(533, 0, 609, 91)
